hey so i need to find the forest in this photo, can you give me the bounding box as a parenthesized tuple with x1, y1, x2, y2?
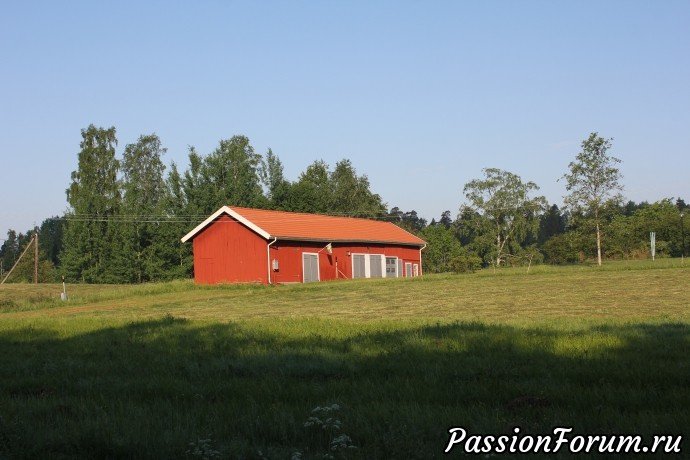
(1, 125, 688, 283)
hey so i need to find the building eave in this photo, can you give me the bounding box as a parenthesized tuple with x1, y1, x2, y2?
(270, 236, 426, 247)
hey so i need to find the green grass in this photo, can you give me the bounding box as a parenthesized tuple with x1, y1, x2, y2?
(0, 261, 689, 459)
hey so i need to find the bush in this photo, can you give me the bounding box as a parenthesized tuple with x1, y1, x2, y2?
(542, 234, 581, 265)
(449, 253, 483, 273)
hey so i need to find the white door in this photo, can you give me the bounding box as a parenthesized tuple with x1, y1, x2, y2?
(369, 254, 383, 278)
(303, 253, 319, 283)
(352, 254, 366, 278)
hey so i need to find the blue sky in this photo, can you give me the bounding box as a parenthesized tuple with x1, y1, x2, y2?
(1, 1, 689, 235)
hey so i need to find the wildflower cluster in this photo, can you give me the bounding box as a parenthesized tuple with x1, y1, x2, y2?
(301, 404, 357, 459)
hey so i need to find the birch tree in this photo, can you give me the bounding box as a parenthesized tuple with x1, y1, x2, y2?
(562, 132, 623, 266)
(121, 134, 167, 282)
(462, 168, 546, 268)
(61, 125, 120, 282)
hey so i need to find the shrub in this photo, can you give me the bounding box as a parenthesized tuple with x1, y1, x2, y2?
(449, 253, 483, 273)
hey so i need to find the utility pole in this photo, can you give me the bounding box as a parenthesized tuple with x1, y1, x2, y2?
(681, 211, 685, 262)
(34, 230, 39, 284)
(1, 235, 36, 284)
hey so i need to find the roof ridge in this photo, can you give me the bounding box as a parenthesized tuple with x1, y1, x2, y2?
(228, 206, 400, 223)
(182, 206, 426, 246)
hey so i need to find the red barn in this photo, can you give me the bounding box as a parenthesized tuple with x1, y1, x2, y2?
(181, 206, 426, 285)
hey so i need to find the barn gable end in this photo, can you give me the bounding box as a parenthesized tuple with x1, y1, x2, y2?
(192, 214, 268, 284)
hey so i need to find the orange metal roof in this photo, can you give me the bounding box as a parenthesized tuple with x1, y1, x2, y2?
(182, 206, 426, 246)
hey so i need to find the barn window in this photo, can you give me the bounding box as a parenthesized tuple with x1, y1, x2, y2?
(351, 254, 385, 278)
(385, 257, 398, 278)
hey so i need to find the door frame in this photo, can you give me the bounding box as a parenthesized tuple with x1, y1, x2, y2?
(302, 252, 320, 283)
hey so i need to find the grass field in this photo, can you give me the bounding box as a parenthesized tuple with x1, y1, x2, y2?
(0, 261, 688, 459)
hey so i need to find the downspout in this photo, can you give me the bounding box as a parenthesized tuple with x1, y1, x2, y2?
(419, 244, 427, 277)
(267, 237, 278, 285)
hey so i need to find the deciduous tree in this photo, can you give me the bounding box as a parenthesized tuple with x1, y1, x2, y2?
(262, 148, 292, 209)
(121, 134, 167, 282)
(462, 168, 546, 268)
(61, 125, 120, 282)
(202, 135, 267, 210)
(562, 132, 623, 266)
(419, 224, 463, 273)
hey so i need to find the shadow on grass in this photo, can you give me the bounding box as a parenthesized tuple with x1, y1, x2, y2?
(0, 317, 688, 459)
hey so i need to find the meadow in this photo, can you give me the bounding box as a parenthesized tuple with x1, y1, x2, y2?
(0, 260, 688, 459)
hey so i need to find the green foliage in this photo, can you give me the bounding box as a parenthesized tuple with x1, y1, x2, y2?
(288, 159, 386, 217)
(160, 162, 194, 279)
(0, 228, 57, 283)
(37, 217, 64, 267)
(18, 123, 689, 283)
(120, 134, 168, 282)
(301, 404, 357, 459)
(0, 230, 19, 277)
(537, 204, 566, 244)
(202, 135, 268, 210)
(542, 233, 582, 264)
(61, 125, 120, 282)
(46, 126, 396, 284)
(263, 148, 292, 210)
(603, 199, 687, 260)
(330, 159, 386, 217)
(419, 224, 463, 273)
(388, 207, 427, 234)
(290, 160, 333, 213)
(562, 132, 623, 266)
(448, 252, 483, 273)
(461, 168, 546, 267)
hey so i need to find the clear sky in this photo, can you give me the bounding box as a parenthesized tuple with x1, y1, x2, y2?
(1, 1, 688, 235)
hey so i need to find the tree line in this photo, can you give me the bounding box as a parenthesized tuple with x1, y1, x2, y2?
(420, 133, 688, 273)
(1, 128, 688, 283)
(1, 125, 387, 283)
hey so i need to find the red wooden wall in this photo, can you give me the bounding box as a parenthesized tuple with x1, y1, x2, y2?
(192, 215, 268, 284)
(191, 217, 423, 285)
(268, 241, 421, 284)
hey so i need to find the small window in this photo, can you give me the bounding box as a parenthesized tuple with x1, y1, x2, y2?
(352, 253, 385, 278)
(385, 257, 397, 278)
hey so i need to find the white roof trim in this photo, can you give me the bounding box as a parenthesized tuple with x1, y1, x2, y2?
(180, 206, 271, 243)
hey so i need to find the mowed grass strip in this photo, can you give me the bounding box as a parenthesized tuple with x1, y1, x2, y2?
(1, 262, 688, 322)
(0, 263, 688, 459)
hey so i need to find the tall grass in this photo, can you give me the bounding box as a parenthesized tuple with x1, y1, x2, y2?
(0, 261, 688, 459)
